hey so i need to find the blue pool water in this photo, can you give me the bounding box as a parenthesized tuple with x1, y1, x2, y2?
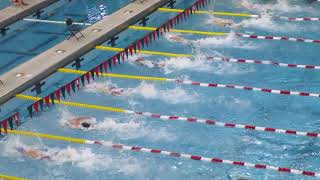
(1, 0, 320, 179)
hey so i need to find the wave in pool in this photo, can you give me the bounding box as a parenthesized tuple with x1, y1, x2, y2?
(156, 55, 255, 75)
(95, 117, 175, 141)
(1, 137, 143, 174)
(85, 81, 200, 104)
(236, 0, 315, 14)
(195, 33, 260, 50)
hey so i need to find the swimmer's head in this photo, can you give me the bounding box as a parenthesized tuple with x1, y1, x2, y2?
(81, 122, 92, 128)
(16, 147, 25, 153)
(135, 58, 144, 62)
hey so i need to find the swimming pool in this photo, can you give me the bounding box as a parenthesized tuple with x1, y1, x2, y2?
(1, 0, 320, 179)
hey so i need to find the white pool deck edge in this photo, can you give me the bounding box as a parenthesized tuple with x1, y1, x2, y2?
(0, 0, 171, 105)
(0, 0, 58, 30)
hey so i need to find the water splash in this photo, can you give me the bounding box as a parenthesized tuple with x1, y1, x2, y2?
(95, 117, 175, 141)
(156, 55, 255, 75)
(237, 0, 315, 14)
(195, 33, 259, 50)
(127, 82, 200, 104)
(0, 137, 143, 174)
(238, 15, 300, 32)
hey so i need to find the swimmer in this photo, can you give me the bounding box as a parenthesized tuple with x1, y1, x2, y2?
(211, 17, 235, 27)
(90, 83, 125, 96)
(16, 147, 51, 160)
(67, 116, 95, 130)
(168, 34, 190, 44)
(104, 86, 124, 96)
(134, 58, 165, 68)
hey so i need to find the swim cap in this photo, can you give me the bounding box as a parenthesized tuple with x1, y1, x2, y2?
(81, 122, 92, 128)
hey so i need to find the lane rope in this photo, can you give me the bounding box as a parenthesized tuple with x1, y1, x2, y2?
(0, 174, 28, 180)
(23, 19, 320, 44)
(16, 94, 320, 139)
(2, 129, 319, 177)
(58, 68, 320, 99)
(96, 46, 320, 70)
(158, 7, 259, 18)
(130, 25, 320, 44)
(206, 56, 320, 70)
(159, 7, 320, 21)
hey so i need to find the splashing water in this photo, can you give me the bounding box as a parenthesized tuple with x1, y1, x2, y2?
(195, 33, 259, 50)
(236, 14, 300, 32)
(127, 82, 200, 104)
(95, 117, 175, 141)
(237, 0, 315, 14)
(0, 137, 143, 174)
(156, 55, 255, 75)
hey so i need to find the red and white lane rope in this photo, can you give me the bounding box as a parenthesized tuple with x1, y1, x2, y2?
(122, 109, 320, 138)
(10, 128, 318, 178)
(280, 16, 320, 21)
(207, 56, 320, 70)
(236, 33, 320, 44)
(90, 140, 319, 177)
(164, 78, 320, 98)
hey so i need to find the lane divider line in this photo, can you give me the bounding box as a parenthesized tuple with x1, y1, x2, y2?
(16, 94, 320, 138)
(0, 174, 28, 180)
(3, 128, 319, 177)
(58, 68, 320, 99)
(96, 46, 320, 70)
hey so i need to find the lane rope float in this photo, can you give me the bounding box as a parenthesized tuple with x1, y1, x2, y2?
(58, 68, 320, 99)
(96, 46, 320, 70)
(16, 94, 320, 138)
(3, 128, 319, 177)
(0, 174, 28, 180)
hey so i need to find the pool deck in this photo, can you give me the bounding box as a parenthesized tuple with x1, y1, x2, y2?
(0, 0, 170, 105)
(0, 0, 58, 30)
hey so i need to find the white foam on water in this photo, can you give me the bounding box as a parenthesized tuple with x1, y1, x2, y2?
(160, 57, 212, 74)
(195, 33, 259, 50)
(237, 0, 315, 13)
(157, 55, 255, 75)
(127, 82, 199, 104)
(95, 117, 175, 141)
(237, 14, 300, 32)
(1, 137, 143, 174)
